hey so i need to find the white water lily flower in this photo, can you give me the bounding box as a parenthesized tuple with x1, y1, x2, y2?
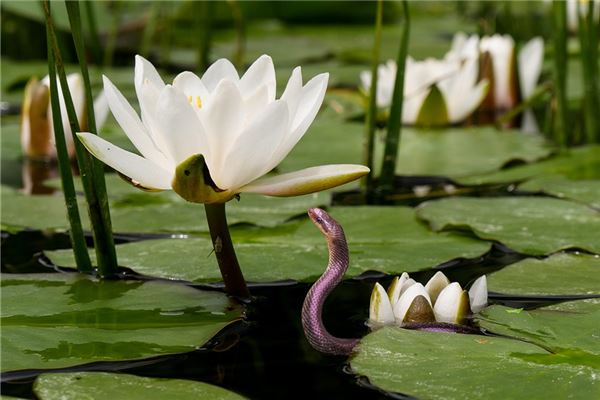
(368, 271, 488, 327)
(21, 73, 108, 160)
(361, 56, 488, 126)
(78, 55, 368, 203)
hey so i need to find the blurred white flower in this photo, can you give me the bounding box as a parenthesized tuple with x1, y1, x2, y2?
(448, 32, 544, 132)
(20, 73, 108, 160)
(369, 271, 487, 327)
(361, 56, 488, 126)
(78, 55, 369, 204)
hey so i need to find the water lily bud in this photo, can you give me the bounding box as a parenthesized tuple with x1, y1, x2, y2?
(21, 78, 53, 160)
(172, 154, 236, 204)
(425, 271, 451, 304)
(403, 294, 436, 324)
(433, 282, 470, 324)
(369, 283, 395, 325)
(393, 283, 432, 323)
(387, 272, 410, 306)
(468, 275, 488, 313)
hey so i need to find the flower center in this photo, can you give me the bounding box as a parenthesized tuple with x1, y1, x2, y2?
(187, 95, 202, 108)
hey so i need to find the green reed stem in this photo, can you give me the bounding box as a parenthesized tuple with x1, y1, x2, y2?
(196, 1, 214, 72)
(44, 0, 118, 277)
(362, 0, 383, 201)
(44, 6, 92, 273)
(378, 0, 410, 200)
(496, 82, 553, 128)
(552, 0, 568, 147)
(140, 2, 160, 58)
(577, 0, 599, 143)
(83, 1, 102, 64)
(227, 0, 246, 69)
(204, 203, 250, 299)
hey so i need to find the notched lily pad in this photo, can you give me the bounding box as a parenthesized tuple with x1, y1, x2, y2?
(33, 372, 247, 400)
(417, 196, 600, 255)
(1, 273, 241, 372)
(488, 253, 600, 296)
(350, 327, 599, 400)
(46, 207, 490, 283)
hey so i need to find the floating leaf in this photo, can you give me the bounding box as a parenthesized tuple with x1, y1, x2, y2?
(33, 372, 246, 400)
(488, 253, 600, 295)
(519, 177, 600, 209)
(351, 327, 599, 399)
(476, 305, 600, 360)
(1, 273, 241, 372)
(417, 197, 600, 255)
(46, 207, 490, 283)
(458, 145, 600, 185)
(372, 127, 552, 178)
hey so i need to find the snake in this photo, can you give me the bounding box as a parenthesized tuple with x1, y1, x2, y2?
(302, 208, 478, 356)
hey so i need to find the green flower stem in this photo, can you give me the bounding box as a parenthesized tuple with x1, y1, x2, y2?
(378, 0, 410, 200)
(577, 0, 599, 144)
(362, 0, 383, 201)
(204, 203, 250, 299)
(44, 5, 92, 273)
(552, 0, 568, 147)
(43, 0, 118, 277)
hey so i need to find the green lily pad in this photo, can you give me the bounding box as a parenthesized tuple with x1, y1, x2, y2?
(1, 273, 241, 372)
(475, 305, 600, 359)
(417, 197, 600, 255)
(46, 206, 489, 283)
(33, 372, 247, 400)
(488, 253, 600, 296)
(371, 127, 552, 178)
(542, 298, 600, 314)
(350, 327, 599, 400)
(519, 177, 600, 209)
(458, 145, 600, 185)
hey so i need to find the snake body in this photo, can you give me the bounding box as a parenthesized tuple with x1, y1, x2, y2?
(301, 208, 360, 355)
(302, 208, 479, 356)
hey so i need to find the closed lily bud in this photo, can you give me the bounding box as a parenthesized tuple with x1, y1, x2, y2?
(468, 275, 488, 313)
(433, 282, 470, 324)
(387, 272, 410, 306)
(369, 282, 395, 325)
(403, 294, 436, 324)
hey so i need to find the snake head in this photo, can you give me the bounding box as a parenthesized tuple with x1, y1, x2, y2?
(308, 208, 342, 236)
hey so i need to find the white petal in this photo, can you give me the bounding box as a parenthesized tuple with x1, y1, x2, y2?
(240, 55, 276, 101)
(218, 100, 289, 190)
(172, 71, 210, 101)
(518, 37, 544, 99)
(134, 55, 165, 100)
(93, 90, 110, 130)
(77, 132, 172, 190)
(393, 283, 431, 323)
(281, 67, 303, 119)
(400, 277, 416, 293)
(269, 73, 328, 167)
(425, 271, 450, 304)
(154, 85, 208, 165)
(433, 282, 469, 324)
(369, 283, 395, 325)
(102, 76, 170, 168)
(387, 272, 410, 306)
(468, 275, 488, 313)
(448, 80, 489, 123)
(521, 110, 539, 134)
(402, 88, 430, 124)
(239, 164, 369, 197)
(201, 58, 239, 92)
(480, 35, 515, 109)
(243, 84, 270, 125)
(201, 79, 245, 179)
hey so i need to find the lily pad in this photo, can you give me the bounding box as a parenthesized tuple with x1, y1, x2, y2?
(458, 145, 600, 185)
(371, 127, 552, 178)
(46, 207, 490, 283)
(33, 372, 247, 400)
(1, 273, 241, 372)
(542, 298, 600, 314)
(350, 327, 599, 400)
(519, 177, 600, 209)
(488, 253, 600, 296)
(475, 305, 600, 359)
(417, 197, 600, 255)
